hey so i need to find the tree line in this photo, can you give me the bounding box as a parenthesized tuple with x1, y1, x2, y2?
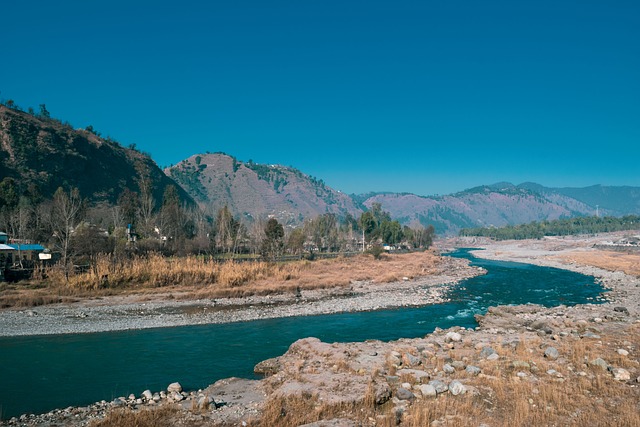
(459, 215, 640, 240)
(0, 177, 435, 277)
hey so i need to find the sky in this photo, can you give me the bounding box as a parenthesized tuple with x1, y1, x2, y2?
(2, 0, 639, 196)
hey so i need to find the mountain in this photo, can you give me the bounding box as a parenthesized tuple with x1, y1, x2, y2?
(166, 153, 361, 224)
(0, 105, 192, 206)
(362, 183, 640, 236)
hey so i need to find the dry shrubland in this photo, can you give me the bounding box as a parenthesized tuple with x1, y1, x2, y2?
(0, 251, 442, 308)
(558, 250, 640, 277)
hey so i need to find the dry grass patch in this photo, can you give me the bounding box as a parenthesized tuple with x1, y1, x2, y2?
(89, 406, 180, 427)
(0, 251, 443, 307)
(557, 250, 640, 276)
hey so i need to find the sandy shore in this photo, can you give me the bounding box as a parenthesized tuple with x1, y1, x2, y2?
(0, 256, 482, 337)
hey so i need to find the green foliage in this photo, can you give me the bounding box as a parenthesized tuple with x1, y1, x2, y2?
(460, 215, 640, 240)
(367, 244, 384, 260)
(261, 218, 285, 259)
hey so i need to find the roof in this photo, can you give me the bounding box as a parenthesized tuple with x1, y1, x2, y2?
(8, 244, 46, 251)
(0, 244, 15, 251)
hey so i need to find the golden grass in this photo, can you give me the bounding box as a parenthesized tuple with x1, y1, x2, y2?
(89, 406, 179, 427)
(557, 250, 640, 277)
(0, 251, 442, 308)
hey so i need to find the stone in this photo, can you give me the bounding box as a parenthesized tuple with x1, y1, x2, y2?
(617, 349, 629, 356)
(487, 353, 500, 361)
(396, 369, 430, 383)
(418, 384, 437, 397)
(443, 364, 455, 374)
(613, 306, 629, 315)
(448, 380, 466, 396)
(451, 361, 466, 370)
(172, 391, 184, 402)
(254, 357, 281, 376)
(611, 368, 631, 381)
(141, 390, 153, 401)
(465, 366, 481, 375)
(589, 358, 609, 370)
(167, 382, 183, 393)
(544, 347, 560, 360)
(403, 353, 422, 367)
(445, 332, 462, 343)
(197, 395, 214, 409)
(395, 387, 415, 401)
(480, 346, 496, 358)
(428, 380, 449, 394)
(512, 360, 531, 370)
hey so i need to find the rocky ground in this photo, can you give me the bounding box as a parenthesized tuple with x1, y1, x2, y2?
(2, 234, 640, 426)
(0, 256, 480, 337)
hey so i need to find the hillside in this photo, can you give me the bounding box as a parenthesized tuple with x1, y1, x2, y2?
(0, 105, 191, 206)
(166, 153, 361, 224)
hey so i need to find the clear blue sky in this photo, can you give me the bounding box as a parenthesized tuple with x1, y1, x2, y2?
(2, 1, 638, 196)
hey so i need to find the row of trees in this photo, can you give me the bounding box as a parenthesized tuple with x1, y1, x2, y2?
(0, 178, 436, 275)
(459, 215, 640, 240)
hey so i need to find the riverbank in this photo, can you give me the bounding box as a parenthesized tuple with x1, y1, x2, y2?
(0, 254, 482, 337)
(3, 235, 639, 426)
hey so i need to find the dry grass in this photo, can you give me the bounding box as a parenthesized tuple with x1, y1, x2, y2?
(89, 406, 180, 427)
(557, 250, 640, 277)
(0, 251, 442, 308)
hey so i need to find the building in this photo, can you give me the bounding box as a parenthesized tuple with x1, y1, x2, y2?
(8, 243, 47, 261)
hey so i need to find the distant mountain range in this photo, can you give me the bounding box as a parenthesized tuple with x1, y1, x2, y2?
(2, 104, 639, 236)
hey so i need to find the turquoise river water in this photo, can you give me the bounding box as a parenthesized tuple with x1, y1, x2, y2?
(0, 249, 606, 419)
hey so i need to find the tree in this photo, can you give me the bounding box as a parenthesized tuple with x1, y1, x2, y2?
(38, 104, 50, 118)
(50, 187, 84, 281)
(215, 205, 240, 254)
(287, 228, 306, 255)
(261, 218, 284, 260)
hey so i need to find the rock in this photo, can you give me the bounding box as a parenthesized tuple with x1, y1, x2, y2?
(613, 306, 629, 315)
(443, 364, 455, 374)
(445, 332, 462, 343)
(197, 395, 214, 409)
(403, 353, 422, 367)
(544, 347, 560, 360)
(611, 368, 631, 381)
(512, 360, 531, 370)
(617, 349, 629, 356)
(451, 361, 466, 370)
(167, 382, 183, 393)
(395, 387, 415, 401)
(480, 346, 496, 358)
(448, 380, 466, 396)
(141, 390, 153, 401)
(254, 357, 281, 376)
(487, 353, 500, 361)
(581, 332, 601, 339)
(428, 380, 449, 394)
(589, 358, 609, 370)
(418, 384, 437, 397)
(396, 369, 430, 383)
(171, 391, 184, 402)
(465, 366, 481, 375)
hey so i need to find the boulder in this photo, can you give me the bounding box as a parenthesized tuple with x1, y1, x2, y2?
(589, 358, 609, 370)
(141, 390, 153, 401)
(403, 353, 422, 367)
(428, 380, 449, 394)
(418, 384, 437, 397)
(465, 366, 481, 375)
(395, 387, 415, 401)
(448, 380, 466, 396)
(544, 347, 560, 360)
(445, 332, 462, 343)
(443, 364, 455, 374)
(167, 382, 183, 393)
(611, 368, 631, 381)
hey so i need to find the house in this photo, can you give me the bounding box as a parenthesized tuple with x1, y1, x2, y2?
(8, 243, 46, 262)
(0, 232, 8, 244)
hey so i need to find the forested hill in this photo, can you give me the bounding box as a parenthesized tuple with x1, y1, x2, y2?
(0, 105, 192, 206)
(459, 215, 640, 240)
(166, 153, 362, 225)
(360, 183, 640, 236)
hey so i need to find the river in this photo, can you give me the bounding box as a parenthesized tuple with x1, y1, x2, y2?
(0, 249, 606, 419)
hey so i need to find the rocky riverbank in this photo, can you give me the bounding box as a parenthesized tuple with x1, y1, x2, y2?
(0, 256, 481, 337)
(2, 237, 639, 426)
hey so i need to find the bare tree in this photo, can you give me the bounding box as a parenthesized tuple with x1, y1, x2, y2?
(50, 187, 84, 281)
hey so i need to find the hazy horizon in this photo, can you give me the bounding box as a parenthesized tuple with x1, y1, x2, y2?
(2, 1, 638, 195)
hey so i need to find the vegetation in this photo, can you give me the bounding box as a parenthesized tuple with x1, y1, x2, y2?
(460, 215, 640, 240)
